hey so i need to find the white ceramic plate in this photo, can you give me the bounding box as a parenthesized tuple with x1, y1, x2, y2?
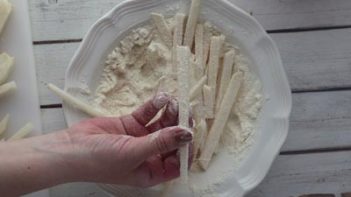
(0, 0, 48, 196)
(63, 0, 292, 196)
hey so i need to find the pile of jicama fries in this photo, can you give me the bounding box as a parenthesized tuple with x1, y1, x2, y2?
(0, 0, 33, 141)
(48, 0, 243, 184)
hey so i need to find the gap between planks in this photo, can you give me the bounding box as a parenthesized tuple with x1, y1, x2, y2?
(31, 25, 351, 45)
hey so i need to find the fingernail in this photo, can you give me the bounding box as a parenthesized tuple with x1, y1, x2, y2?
(175, 128, 193, 144)
(168, 99, 178, 115)
(153, 92, 170, 109)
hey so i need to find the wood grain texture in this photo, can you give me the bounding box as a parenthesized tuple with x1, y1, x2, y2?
(282, 90, 351, 152)
(41, 108, 66, 132)
(272, 28, 351, 91)
(34, 42, 79, 105)
(29, 0, 351, 41)
(248, 151, 351, 197)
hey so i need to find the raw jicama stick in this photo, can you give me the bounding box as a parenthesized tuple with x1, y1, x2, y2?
(151, 13, 173, 48)
(0, 0, 11, 35)
(203, 85, 214, 118)
(199, 72, 243, 170)
(183, 0, 201, 48)
(173, 13, 186, 47)
(0, 114, 9, 137)
(176, 46, 192, 183)
(207, 36, 225, 115)
(190, 75, 207, 101)
(216, 50, 235, 112)
(172, 13, 186, 73)
(195, 24, 204, 78)
(193, 119, 208, 157)
(0, 53, 14, 85)
(203, 27, 211, 65)
(0, 81, 16, 98)
(47, 83, 109, 117)
(7, 122, 33, 141)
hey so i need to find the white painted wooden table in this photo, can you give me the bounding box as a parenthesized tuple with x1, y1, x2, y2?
(28, 0, 351, 196)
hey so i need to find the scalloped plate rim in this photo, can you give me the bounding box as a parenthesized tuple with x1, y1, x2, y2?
(63, 0, 292, 195)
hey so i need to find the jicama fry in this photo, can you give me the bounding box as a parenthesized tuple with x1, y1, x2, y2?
(207, 36, 225, 115)
(0, 114, 9, 137)
(183, 0, 201, 48)
(0, 81, 16, 98)
(176, 46, 192, 183)
(203, 27, 211, 65)
(203, 85, 214, 118)
(0, 0, 11, 35)
(193, 119, 208, 157)
(172, 13, 186, 73)
(7, 122, 33, 141)
(190, 75, 207, 101)
(47, 83, 109, 117)
(195, 24, 204, 78)
(199, 72, 243, 170)
(151, 13, 173, 48)
(173, 13, 186, 47)
(216, 50, 235, 112)
(0, 53, 14, 85)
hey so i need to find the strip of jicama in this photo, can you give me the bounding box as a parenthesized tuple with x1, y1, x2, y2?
(0, 0, 11, 35)
(203, 28, 211, 65)
(0, 53, 14, 85)
(183, 0, 201, 47)
(203, 85, 214, 118)
(172, 13, 186, 73)
(199, 72, 243, 170)
(193, 119, 208, 157)
(151, 13, 173, 48)
(7, 122, 33, 141)
(0, 114, 9, 136)
(216, 50, 235, 112)
(0, 81, 16, 98)
(189, 75, 207, 101)
(173, 13, 186, 47)
(47, 83, 109, 117)
(176, 46, 191, 183)
(207, 36, 225, 115)
(195, 24, 204, 77)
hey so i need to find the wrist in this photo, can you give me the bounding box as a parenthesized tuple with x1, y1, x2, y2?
(0, 130, 85, 196)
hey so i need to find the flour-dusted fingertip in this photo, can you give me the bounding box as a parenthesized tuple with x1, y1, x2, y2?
(153, 92, 171, 109)
(174, 126, 193, 145)
(168, 98, 179, 116)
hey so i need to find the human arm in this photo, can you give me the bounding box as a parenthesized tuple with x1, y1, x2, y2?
(0, 93, 192, 196)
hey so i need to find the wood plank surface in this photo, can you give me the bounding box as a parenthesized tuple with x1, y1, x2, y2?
(282, 90, 351, 152)
(34, 42, 79, 105)
(248, 151, 351, 197)
(41, 108, 67, 132)
(29, 0, 351, 41)
(272, 28, 351, 92)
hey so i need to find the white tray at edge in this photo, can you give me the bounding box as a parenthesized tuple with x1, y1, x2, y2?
(0, 0, 48, 196)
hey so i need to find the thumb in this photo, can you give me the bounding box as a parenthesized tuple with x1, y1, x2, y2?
(131, 126, 193, 161)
